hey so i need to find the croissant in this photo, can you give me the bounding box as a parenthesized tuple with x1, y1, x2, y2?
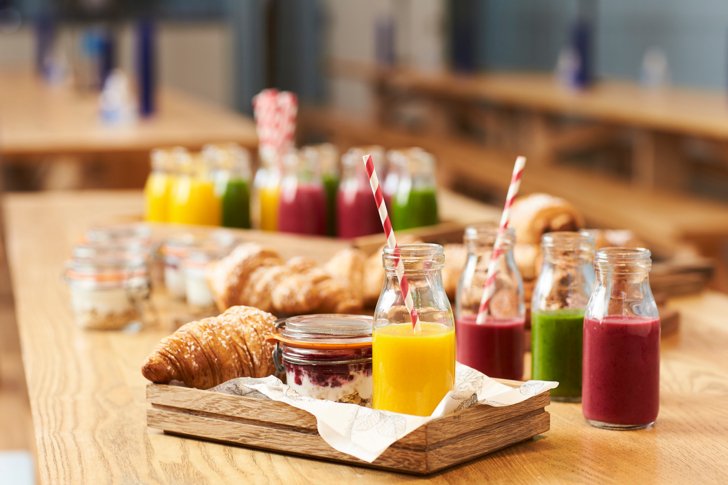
(510, 193, 584, 245)
(141, 306, 278, 389)
(207, 244, 364, 315)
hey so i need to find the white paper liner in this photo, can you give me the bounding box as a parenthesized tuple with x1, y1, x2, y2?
(212, 363, 558, 463)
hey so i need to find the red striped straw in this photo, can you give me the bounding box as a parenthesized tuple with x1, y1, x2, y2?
(253, 89, 297, 165)
(362, 154, 420, 330)
(476, 156, 527, 324)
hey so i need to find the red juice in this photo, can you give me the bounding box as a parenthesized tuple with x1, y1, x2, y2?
(337, 187, 382, 239)
(456, 315, 525, 380)
(583, 316, 660, 428)
(278, 182, 327, 236)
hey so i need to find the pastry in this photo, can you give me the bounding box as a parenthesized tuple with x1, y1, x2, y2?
(514, 243, 541, 281)
(207, 243, 365, 315)
(141, 306, 278, 389)
(442, 243, 467, 299)
(510, 193, 585, 245)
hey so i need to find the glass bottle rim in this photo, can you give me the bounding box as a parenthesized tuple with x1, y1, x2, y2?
(382, 243, 445, 271)
(595, 247, 652, 272)
(541, 231, 595, 260)
(464, 223, 515, 246)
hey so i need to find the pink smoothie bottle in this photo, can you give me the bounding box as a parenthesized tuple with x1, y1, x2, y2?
(336, 147, 385, 239)
(455, 223, 525, 380)
(583, 247, 660, 430)
(277, 151, 327, 236)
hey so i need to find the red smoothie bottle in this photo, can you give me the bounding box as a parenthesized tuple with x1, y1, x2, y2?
(582, 248, 660, 430)
(336, 147, 385, 239)
(277, 152, 327, 236)
(455, 224, 525, 380)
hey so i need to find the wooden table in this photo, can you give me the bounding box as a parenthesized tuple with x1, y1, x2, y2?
(4, 191, 728, 483)
(0, 70, 258, 156)
(331, 60, 728, 188)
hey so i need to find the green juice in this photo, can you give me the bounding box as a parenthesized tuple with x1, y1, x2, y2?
(531, 309, 584, 401)
(323, 173, 339, 236)
(392, 187, 439, 230)
(221, 178, 251, 228)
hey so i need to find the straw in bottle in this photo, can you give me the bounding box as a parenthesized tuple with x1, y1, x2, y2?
(362, 154, 420, 330)
(476, 156, 527, 324)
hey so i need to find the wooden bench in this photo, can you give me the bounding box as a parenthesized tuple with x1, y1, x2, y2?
(300, 108, 728, 264)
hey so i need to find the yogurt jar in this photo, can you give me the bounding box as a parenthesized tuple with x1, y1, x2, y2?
(162, 230, 238, 300)
(183, 247, 219, 313)
(64, 255, 150, 330)
(271, 314, 373, 406)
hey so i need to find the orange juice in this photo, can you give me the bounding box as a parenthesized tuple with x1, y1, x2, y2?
(144, 171, 174, 222)
(168, 176, 221, 226)
(258, 185, 280, 231)
(373, 322, 455, 416)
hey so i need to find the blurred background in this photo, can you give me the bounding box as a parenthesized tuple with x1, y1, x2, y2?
(1, 1, 728, 480)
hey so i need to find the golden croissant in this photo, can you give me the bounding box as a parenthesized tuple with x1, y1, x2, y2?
(141, 306, 277, 389)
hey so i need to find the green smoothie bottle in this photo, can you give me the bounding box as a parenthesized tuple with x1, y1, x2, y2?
(205, 143, 252, 229)
(392, 148, 439, 230)
(531, 232, 595, 401)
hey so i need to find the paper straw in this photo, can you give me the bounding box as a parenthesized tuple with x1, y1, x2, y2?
(362, 154, 420, 330)
(476, 156, 527, 324)
(253, 89, 297, 165)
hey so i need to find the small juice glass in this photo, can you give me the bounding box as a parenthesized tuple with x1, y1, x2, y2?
(372, 244, 455, 416)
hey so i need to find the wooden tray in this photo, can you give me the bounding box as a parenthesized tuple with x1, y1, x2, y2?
(146, 383, 551, 475)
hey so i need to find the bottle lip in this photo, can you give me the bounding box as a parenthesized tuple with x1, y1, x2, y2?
(595, 247, 652, 271)
(542, 231, 595, 255)
(464, 223, 515, 245)
(382, 243, 445, 270)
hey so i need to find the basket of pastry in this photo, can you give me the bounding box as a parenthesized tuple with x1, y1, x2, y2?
(143, 304, 554, 474)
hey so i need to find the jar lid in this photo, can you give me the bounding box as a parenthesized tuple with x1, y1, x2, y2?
(85, 223, 152, 244)
(64, 256, 148, 283)
(269, 314, 373, 350)
(162, 230, 239, 258)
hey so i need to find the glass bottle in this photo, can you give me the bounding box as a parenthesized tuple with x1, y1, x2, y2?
(205, 143, 251, 229)
(455, 223, 525, 380)
(383, 149, 406, 216)
(583, 247, 660, 430)
(144, 148, 174, 223)
(336, 147, 383, 239)
(372, 243, 455, 416)
(277, 151, 327, 235)
(302, 144, 339, 236)
(531, 232, 595, 401)
(168, 150, 221, 226)
(391, 148, 439, 230)
(252, 146, 282, 231)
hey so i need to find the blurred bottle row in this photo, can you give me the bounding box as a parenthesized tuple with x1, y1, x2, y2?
(144, 144, 440, 238)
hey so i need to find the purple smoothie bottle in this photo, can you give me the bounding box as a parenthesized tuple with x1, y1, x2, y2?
(583, 247, 660, 430)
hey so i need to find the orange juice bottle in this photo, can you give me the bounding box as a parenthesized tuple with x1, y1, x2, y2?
(168, 151, 221, 226)
(252, 148, 281, 231)
(372, 244, 455, 416)
(144, 148, 174, 222)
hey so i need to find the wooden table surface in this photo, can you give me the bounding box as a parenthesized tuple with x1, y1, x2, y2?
(0, 70, 258, 157)
(4, 190, 728, 484)
(332, 59, 728, 140)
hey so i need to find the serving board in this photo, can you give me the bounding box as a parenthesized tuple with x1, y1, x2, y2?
(146, 382, 551, 475)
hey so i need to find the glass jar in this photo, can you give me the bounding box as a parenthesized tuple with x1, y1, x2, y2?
(277, 151, 327, 235)
(183, 247, 220, 314)
(455, 224, 525, 380)
(85, 223, 153, 246)
(336, 147, 383, 239)
(391, 148, 439, 230)
(271, 314, 373, 406)
(373, 243, 455, 416)
(531, 232, 595, 401)
(64, 255, 150, 330)
(205, 143, 252, 229)
(252, 146, 282, 232)
(162, 230, 238, 300)
(583, 247, 660, 430)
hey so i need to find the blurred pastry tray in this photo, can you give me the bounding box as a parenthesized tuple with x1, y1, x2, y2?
(353, 222, 715, 298)
(146, 381, 550, 475)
